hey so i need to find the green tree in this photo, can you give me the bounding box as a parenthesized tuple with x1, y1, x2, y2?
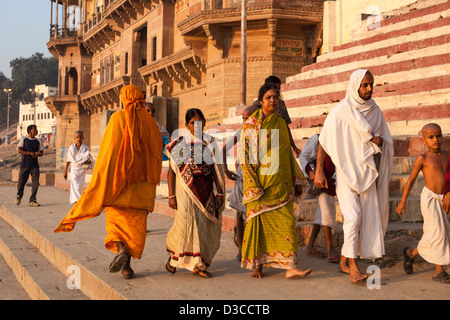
(0, 52, 58, 130)
(0, 72, 13, 132)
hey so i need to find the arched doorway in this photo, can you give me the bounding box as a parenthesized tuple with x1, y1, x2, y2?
(66, 67, 78, 95)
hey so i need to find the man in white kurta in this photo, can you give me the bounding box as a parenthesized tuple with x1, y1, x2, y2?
(314, 69, 393, 283)
(64, 132, 95, 204)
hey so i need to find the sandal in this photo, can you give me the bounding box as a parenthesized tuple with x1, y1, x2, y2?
(432, 271, 450, 284)
(328, 254, 341, 264)
(306, 250, 326, 259)
(403, 247, 415, 274)
(109, 252, 129, 273)
(193, 267, 212, 278)
(165, 257, 176, 274)
(122, 268, 134, 280)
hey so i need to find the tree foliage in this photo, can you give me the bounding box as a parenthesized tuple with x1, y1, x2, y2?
(0, 52, 58, 131)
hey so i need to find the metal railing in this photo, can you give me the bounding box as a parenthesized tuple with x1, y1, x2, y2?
(50, 26, 79, 39)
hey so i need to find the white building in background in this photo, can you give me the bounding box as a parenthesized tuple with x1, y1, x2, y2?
(17, 84, 58, 138)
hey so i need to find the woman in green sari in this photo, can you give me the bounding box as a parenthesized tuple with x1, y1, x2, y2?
(239, 83, 312, 279)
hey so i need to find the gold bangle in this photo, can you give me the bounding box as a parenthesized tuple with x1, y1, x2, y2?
(445, 193, 450, 199)
(168, 195, 176, 199)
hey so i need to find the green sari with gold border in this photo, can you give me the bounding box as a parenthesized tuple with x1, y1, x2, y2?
(239, 108, 306, 270)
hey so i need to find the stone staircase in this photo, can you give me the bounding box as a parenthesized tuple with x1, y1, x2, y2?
(0, 217, 89, 300)
(221, 0, 450, 226)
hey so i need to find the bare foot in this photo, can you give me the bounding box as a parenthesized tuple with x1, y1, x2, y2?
(338, 259, 350, 274)
(286, 268, 312, 279)
(349, 271, 367, 284)
(348, 260, 367, 284)
(251, 266, 263, 279)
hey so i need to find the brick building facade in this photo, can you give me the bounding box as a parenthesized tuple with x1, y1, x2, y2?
(44, 0, 324, 166)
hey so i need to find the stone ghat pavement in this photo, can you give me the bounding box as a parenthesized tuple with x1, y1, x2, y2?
(0, 185, 447, 301)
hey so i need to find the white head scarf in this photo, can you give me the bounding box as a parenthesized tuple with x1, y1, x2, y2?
(344, 69, 376, 114)
(330, 69, 379, 144)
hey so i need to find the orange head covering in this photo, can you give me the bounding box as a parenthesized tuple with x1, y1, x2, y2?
(112, 85, 163, 196)
(54, 86, 163, 233)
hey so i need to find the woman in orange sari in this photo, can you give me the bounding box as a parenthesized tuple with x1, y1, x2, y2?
(54, 85, 163, 279)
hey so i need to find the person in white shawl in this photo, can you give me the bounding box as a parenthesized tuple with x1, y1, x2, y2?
(63, 131, 95, 204)
(314, 69, 393, 283)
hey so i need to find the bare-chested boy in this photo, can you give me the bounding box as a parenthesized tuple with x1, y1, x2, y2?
(396, 123, 450, 284)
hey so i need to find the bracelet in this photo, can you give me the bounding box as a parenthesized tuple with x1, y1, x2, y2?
(168, 195, 176, 199)
(445, 193, 450, 199)
(216, 193, 224, 197)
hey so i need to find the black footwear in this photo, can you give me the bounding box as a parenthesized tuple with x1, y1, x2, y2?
(122, 268, 135, 280)
(165, 256, 176, 274)
(432, 271, 450, 284)
(192, 267, 212, 278)
(403, 247, 415, 274)
(109, 252, 129, 273)
(236, 251, 241, 262)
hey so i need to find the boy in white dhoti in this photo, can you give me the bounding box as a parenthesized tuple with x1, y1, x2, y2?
(396, 123, 450, 284)
(63, 131, 95, 204)
(314, 69, 394, 284)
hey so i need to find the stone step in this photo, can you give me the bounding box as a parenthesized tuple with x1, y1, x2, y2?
(389, 174, 424, 198)
(11, 168, 62, 186)
(296, 221, 344, 248)
(317, 3, 450, 63)
(296, 221, 423, 255)
(299, 195, 423, 224)
(277, 1, 450, 141)
(348, 0, 449, 43)
(0, 202, 127, 300)
(391, 156, 416, 175)
(281, 89, 450, 134)
(389, 196, 424, 223)
(0, 216, 89, 300)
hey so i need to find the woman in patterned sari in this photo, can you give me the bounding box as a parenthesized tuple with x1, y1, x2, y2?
(165, 108, 225, 278)
(239, 83, 312, 279)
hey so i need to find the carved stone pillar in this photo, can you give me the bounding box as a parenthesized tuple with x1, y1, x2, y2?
(268, 19, 277, 56)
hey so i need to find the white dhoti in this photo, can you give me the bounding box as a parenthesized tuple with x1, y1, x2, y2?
(314, 192, 337, 229)
(319, 69, 394, 261)
(336, 172, 385, 259)
(70, 166, 87, 204)
(67, 143, 95, 204)
(418, 187, 450, 266)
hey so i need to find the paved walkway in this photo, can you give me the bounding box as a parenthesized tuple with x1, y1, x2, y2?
(0, 185, 448, 301)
